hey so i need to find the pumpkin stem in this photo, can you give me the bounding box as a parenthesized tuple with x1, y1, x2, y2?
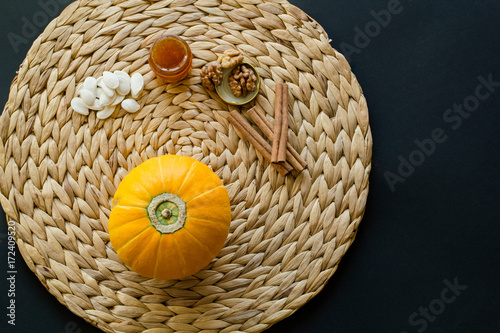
(161, 209, 172, 219)
(148, 192, 187, 234)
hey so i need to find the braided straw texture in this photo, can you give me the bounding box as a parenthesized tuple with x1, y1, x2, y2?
(0, 0, 372, 332)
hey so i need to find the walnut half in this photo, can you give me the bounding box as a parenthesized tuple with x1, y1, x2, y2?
(228, 64, 258, 98)
(201, 61, 223, 91)
(218, 49, 244, 69)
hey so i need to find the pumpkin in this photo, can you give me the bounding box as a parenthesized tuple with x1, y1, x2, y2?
(108, 155, 231, 280)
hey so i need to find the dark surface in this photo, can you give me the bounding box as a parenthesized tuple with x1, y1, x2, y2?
(1, 0, 499, 332)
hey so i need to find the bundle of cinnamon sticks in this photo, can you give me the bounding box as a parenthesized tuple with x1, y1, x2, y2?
(227, 83, 307, 176)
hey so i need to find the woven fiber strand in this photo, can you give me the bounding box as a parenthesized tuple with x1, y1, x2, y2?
(0, 0, 372, 332)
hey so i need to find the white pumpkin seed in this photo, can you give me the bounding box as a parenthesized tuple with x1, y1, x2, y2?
(87, 99, 104, 111)
(121, 99, 140, 113)
(112, 94, 126, 106)
(103, 71, 119, 89)
(71, 98, 89, 115)
(116, 77, 131, 96)
(114, 71, 131, 82)
(76, 84, 84, 95)
(99, 92, 115, 106)
(79, 89, 96, 107)
(83, 77, 98, 95)
(115, 71, 132, 95)
(97, 106, 116, 119)
(131, 73, 144, 98)
(98, 80, 115, 97)
(96, 87, 103, 97)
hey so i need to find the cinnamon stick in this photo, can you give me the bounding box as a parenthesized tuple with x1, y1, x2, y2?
(227, 110, 292, 176)
(277, 83, 288, 163)
(271, 83, 283, 163)
(247, 106, 306, 172)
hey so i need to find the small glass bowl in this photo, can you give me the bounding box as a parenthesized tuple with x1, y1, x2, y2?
(216, 63, 260, 105)
(148, 35, 193, 83)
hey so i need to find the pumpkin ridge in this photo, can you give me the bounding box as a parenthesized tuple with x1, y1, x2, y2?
(108, 205, 148, 230)
(157, 156, 167, 194)
(172, 233, 189, 277)
(112, 191, 152, 209)
(124, 174, 154, 199)
(182, 227, 218, 257)
(186, 216, 231, 228)
(109, 216, 147, 231)
(184, 185, 224, 204)
(114, 225, 152, 252)
(152, 234, 163, 279)
(113, 185, 153, 211)
(113, 205, 148, 212)
(175, 160, 199, 196)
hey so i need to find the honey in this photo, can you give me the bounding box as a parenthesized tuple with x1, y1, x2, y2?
(148, 35, 192, 83)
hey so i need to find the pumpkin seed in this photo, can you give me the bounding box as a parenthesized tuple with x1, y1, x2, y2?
(121, 99, 140, 113)
(83, 77, 98, 96)
(98, 78, 115, 97)
(76, 83, 84, 95)
(100, 92, 115, 106)
(97, 106, 116, 119)
(103, 71, 119, 89)
(116, 76, 131, 96)
(131, 73, 144, 98)
(112, 94, 126, 106)
(114, 71, 131, 83)
(71, 97, 89, 115)
(79, 89, 96, 107)
(86, 99, 104, 111)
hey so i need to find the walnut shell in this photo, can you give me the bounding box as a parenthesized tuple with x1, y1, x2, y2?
(201, 61, 223, 91)
(218, 49, 244, 68)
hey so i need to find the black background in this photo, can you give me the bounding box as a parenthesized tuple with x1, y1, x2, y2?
(1, 0, 499, 332)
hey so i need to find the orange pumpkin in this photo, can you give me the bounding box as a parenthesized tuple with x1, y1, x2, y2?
(108, 155, 231, 280)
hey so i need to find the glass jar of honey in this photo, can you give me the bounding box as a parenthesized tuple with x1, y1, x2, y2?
(148, 35, 193, 83)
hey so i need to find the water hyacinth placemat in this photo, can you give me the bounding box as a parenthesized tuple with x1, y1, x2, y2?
(0, 0, 372, 332)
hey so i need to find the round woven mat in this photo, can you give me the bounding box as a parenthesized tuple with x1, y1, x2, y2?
(0, 0, 372, 332)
